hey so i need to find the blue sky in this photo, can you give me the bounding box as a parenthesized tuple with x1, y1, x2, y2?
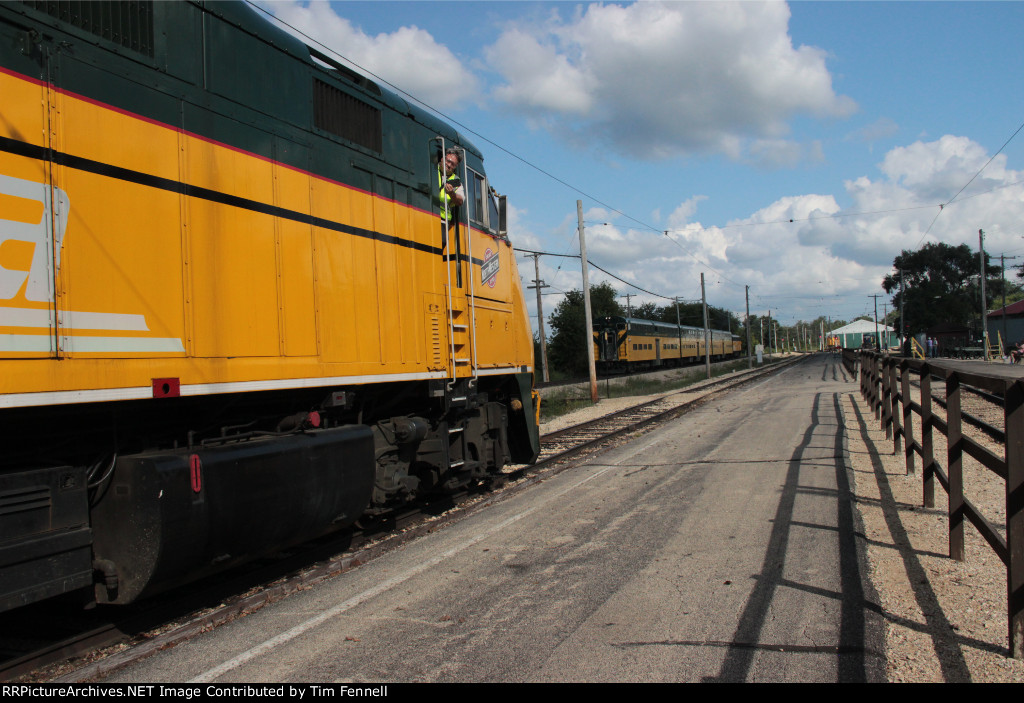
(257, 1, 1024, 332)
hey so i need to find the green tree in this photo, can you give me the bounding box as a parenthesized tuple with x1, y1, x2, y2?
(547, 282, 623, 376)
(883, 242, 1003, 334)
(633, 301, 660, 320)
(655, 301, 739, 332)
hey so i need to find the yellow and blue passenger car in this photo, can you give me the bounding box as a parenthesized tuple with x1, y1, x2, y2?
(594, 316, 741, 372)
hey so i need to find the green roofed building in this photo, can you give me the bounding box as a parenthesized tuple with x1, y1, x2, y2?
(829, 319, 899, 350)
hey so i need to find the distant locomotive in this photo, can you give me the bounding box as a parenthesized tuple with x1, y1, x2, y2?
(593, 316, 742, 373)
(0, 1, 538, 612)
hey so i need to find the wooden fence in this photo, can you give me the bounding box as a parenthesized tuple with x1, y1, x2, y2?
(853, 350, 1024, 658)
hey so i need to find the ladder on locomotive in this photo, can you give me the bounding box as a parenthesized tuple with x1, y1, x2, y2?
(433, 138, 479, 394)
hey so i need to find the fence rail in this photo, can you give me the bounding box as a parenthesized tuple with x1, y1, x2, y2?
(854, 350, 1024, 658)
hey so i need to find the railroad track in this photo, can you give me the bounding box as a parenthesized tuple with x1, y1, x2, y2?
(530, 355, 803, 470)
(4, 355, 805, 683)
(534, 353, 771, 391)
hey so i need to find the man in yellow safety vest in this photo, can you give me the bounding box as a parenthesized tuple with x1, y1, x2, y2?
(439, 148, 465, 218)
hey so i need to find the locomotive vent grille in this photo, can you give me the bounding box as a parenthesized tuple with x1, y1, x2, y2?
(430, 316, 442, 368)
(21, 0, 155, 57)
(314, 78, 383, 154)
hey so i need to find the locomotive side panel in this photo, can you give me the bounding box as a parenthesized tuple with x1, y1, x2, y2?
(271, 139, 318, 358)
(1, 59, 189, 363)
(183, 132, 281, 358)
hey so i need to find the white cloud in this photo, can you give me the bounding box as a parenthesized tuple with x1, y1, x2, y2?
(667, 196, 708, 227)
(485, 1, 855, 161)
(687, 136, 1024, 319)
(485, 28, 593, 114)
(878, 135, 1011, 202)
(262, 1, 480, 107)
(551, 134, 1024, 323)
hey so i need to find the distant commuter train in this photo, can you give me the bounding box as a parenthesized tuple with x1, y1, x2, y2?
(0, 1, 539, 613)
(593, 316, 742, 373)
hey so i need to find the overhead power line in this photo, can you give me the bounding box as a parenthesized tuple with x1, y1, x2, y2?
(248, 2, 752, 289)
(915, 117, 1024, 247)
(515, 248, 674, 301)
(251, 2, 1024, 314)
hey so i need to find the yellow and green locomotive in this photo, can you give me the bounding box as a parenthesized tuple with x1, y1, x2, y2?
(0, 1, 538, 611)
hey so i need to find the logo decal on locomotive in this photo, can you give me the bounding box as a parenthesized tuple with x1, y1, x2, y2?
(0, 173, 68, 303)
(0, 173, 184, 354)
(481, 248, 499, 288)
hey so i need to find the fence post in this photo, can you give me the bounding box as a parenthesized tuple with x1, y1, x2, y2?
(890, 360, 901, 449)
(871, 354, 881, 420)
(1005, 379, 1024, 658)
(922, 368, 934, 508)
(860, 352, 868, 401)
(947, 372, 965, 561)
(881, 357, 892, 437)
(901, 360, 914, 475)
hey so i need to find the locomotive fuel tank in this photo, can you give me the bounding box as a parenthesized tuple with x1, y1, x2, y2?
(89, 426, 374, 605)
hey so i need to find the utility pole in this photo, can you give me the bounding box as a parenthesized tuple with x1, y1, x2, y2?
(577, 200, 597, 402)
(621, 293, 633, 319)
(900, 268, 906, 350)
(745, 286, 752, 369)
(526, 253, 550, 382)
(675, 296, 683, 358)
(701, 273, 711, 379)
(980, 229, 990, 359)
(871, 294, 881, 351)
(1000, 254, 1020, 353)
(882, 303, 888, 348)
(767, 309, 772, 358)
(1002, 253, 1008, 353)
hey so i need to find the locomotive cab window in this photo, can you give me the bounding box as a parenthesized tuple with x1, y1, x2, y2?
(467, 168, 504, 237)
(467, 168, 487, 230)
(488, 190, 500, 230)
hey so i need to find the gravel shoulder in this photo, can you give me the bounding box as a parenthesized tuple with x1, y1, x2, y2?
(842, 388, 1024, 682)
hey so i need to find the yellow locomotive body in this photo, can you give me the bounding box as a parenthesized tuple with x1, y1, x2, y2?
(0, 73, 529, 402)
(0, 0, 538, 612)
